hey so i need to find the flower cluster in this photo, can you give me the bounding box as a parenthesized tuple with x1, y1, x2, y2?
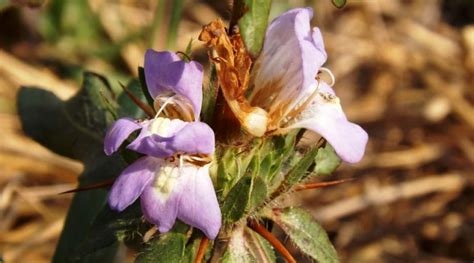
(103, 7, 367, 243)
(104, 50, 221, 239)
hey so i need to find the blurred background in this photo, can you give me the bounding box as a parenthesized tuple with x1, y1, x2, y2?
(0, 0, 473, 262)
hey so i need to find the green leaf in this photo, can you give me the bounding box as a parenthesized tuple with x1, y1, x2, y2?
(314, 144, 341, 176)
(136, 233, 187, 263)
(222, 176, 252, 224)
(284, 147, 318, 186)
(249, 176, 267, 210)
(331, 0, 347, 8)
(18, 72, 127, 263)
(274, 208, 339, 263)
(76, 204, 146, 257)
(138, 66, 155, 108)
(238, 0, 272, 58)
(117, 79, 147, 119)
(200, 65, 218, 124)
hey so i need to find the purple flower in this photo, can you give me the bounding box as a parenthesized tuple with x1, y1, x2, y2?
(103, 50, 221, 239)
(108, 157, 221, 239)
(245, 8, 368, 163)
(144, 50, 203, 121)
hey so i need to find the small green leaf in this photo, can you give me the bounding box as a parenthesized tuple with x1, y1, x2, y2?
(273, 207, 339, 263)
(222, 176, 252, 224)
(238, 0, 272, 58)
(314, 144, 341, 176)
(201, 65, 218, 124)
(332, 0, 347, 8)
(284, 147, 318, 185)
(136, 233, 187, 263)
(249, 176, 267, 210)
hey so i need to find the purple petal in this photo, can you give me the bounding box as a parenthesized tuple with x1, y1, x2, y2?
(127, 119, 215, 157)
(176, 165, 221, 239)
(126, 118, 187, 158)
(108, 157, 159, 211)
(288, 87, 368, 163)
(140, 163, 182, 233)
(104, 118, 142, 156)
(250, 8, 327, 115)
(144, 49, 203, 119)
(167, 121, 215, 155)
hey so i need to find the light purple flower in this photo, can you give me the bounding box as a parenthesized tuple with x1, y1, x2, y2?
(144, 50, 203, 121)
(108, 157, 221, 239)
(104, 49, 221, 239)
(246, 7, 368, 163)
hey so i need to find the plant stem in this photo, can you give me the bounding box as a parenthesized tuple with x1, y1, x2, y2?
(248, 220, 296, 263)
(194, 237, 209, 263)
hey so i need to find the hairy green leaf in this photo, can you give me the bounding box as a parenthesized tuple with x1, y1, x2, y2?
(222, 176, 252, 224)
(284, 147, 318, 185)
(238, 0, 272, 58)
(136, 233, 187, 263)
(18, 72, 127, 263)
(118, 79, 147, 119)
(274, 207, 339, 263)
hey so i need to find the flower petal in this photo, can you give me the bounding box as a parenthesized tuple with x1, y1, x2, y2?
(167, 121, 215, 155)
(287, 85, 368, 163)
(108, 157, 159, 212)
(140, 163, 182, 233)
(104, 118, 142, 156)
(126, 118, 187, 158)
(127, 119, 215, 157)
(144, 49, 203, 119)
(250, 8, 327, 115)
(176, 164, 221, 239)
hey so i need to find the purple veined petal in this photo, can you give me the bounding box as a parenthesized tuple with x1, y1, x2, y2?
(286, 88, 368, 163)
(104, 118, 142, 156)
(108, 157, 160, 212)
(167, 121, 215, 155)
(140, 162, 183, 233)
(126, 118, 187, 158)
(175, 164, 221, 239)
(144, 49, 204, 119)
(249, 8, 327, 116)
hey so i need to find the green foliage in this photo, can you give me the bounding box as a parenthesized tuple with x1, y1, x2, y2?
(315, 144, 341, 176)
(136, 233, 187, 263)
(273, 208, 339, 263)
(238, 0, 272, 58)
(18, 72, 129, 262)
(331, 0, 347, 8)
(222, 176, 253, 224)
(284, 147, 319, 186)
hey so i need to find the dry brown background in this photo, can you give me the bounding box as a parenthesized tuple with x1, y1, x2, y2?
(0, 0, 473, 262)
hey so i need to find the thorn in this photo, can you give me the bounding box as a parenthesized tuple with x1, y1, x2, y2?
(194, 236, 209, 263)
(294, 178, 354, 191)
(247, 220, 296, 263)
(119, 82, 156, 118)
(59, 179, 115, 194)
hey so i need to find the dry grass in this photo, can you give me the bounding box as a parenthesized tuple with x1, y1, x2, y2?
(0, 0, 473, 262)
